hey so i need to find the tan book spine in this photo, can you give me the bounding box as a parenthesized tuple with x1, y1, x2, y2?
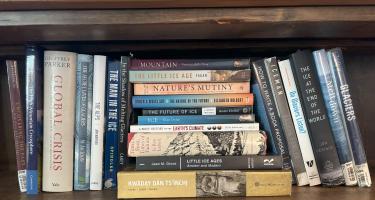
(118, 170, 291, 198)
(42, 51, 77, 192)
(134, 82, 251, 95)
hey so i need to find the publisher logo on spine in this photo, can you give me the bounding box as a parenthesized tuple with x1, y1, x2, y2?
(263, 159, 274, 166)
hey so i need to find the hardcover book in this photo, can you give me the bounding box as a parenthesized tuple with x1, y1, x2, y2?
(89, 55, 107, 190)
(130, 123, 259, 133)
(103, 60, 121, 189)
(130, 58, 251, 70)
(128, 131, 267, 157)
(43, 51, 77, 192)
(135, 155, 283, 171)
(264, 57, 307, 186)
(6, 60, 27, 192)
(132, 94, 254, 108)
(252, 60, 291, 171)
(142, 106, 253, 116)
(129, 69, 251, 83)
(119, 56, 131, 170)
(134, 82, 250, 95)
(290, 50, 345, 186)
(74, 54, 94, 190)
(328, 48, 372, 187)
(118, 170, 292, 198)
(278, 59, 320, 186)
(25, 46, 43, 194)
(313, 49, 354, 185)
(137, 114, 255, 125)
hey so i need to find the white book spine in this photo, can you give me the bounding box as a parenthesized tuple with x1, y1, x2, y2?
(42, 51, 77, 192)
(89, 56, 107, 190)
(278, 59, 321, 186)
(130, 123, 259, 133)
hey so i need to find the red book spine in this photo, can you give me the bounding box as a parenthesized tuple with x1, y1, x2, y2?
(6, 60, 27, 192)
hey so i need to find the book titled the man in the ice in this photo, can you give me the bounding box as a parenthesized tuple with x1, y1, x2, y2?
(135, 155, 283, 171)
(128, 131, 267, 157)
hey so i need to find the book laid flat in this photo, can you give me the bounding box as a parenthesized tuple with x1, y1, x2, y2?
(118, 170, 292, 198)
(128, 131, 267, 157)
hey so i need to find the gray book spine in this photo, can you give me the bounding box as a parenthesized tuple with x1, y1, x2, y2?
(264, 57, 307, 185)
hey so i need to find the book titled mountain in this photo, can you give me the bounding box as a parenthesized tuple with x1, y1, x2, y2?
(43, 51, 77, 192)
(128, 131, 267, 157)
(130, 58, 251, 70)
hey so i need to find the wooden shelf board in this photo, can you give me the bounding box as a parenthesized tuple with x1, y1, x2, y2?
(1, 7, 375, 44)
(1, 0, 375, 11)
(0, 169, 374, 200)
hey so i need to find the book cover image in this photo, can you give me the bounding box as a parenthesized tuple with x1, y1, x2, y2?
(128, 131, 267, 157)
(197, 171, 246, 197)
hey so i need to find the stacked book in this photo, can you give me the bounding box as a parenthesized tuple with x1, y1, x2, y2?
(118, 58, 292, 198)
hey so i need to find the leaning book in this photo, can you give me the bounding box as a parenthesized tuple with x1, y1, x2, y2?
(118, 170, 292, 198)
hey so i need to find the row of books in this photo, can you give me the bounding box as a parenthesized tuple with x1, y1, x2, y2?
(120, 58, 292, 198)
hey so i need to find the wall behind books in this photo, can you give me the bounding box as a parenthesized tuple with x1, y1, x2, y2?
(0, 50, 374, 171)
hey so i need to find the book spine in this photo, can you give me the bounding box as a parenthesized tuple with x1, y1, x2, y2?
(328, 48, 372, 187)
(130, 58, 251, 70)
(136, 155, 283, 171)
(264, 57, 307, 186)
(89, 56, 107, 190)
(252, 83, 276, 154)
(137, 114, 255, 125)
(129, 69, 251, 83)
(278, 59, 319, 186)
(74, 54, 94, 190)
(313, 49, 354, 186)
(103, 60, 121, 189)
(130, 123, 259, 133)
(119, 56, 130, 170)
(142, 106, 253, 116)
(128, 131, 267, 157)
(43, 51, 76, 192)
(134, 82, 251, 95)
(132, 94, 254, 108)
(118, 170, 292, 198)
(6, 60, 27, 192)
(251, 60, 291, 171)
(25, 46, 43, 194)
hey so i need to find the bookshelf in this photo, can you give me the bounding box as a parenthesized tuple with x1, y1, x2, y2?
(0, 2, 375, 199)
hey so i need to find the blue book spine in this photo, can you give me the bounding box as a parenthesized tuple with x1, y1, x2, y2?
(328, 48, 372, 187)
(314, 49, 357, 185)
(74, 55, 94, 190)
(138, 114, 255, 125)
(251, 83, 276, 154)
(25, 46, 43, 195)
(132, 94, 253, 108)
(103, 60, 121, 189)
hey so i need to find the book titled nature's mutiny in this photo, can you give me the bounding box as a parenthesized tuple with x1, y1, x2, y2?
(129, 69, 251, 83)
(43, 51, 76, 192)
(118, 170, 291, 198)
(130, 58, 251, 70)
(128, 131, 267, 157)
(6, 60, 27, 192)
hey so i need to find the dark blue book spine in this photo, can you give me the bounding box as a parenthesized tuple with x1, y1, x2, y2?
(328, 48, 372, 187)
(251, 83, 276, 154)
(74, 54, 94, 190)
(25, 46, 43, 195)
(138, 114, 255, 125)
(103, 60, 121, 189)
(313, 49, 354, 185)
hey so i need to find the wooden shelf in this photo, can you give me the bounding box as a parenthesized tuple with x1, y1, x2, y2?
(1, 0, 375, 11)
(2, 6, 375, 45)
(0, 169, 374, 200)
